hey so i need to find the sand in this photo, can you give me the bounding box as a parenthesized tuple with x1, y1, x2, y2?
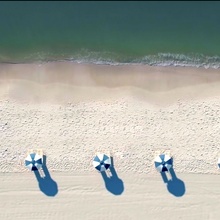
(1, 172, 220, 220)
(0, 62, 220, 219)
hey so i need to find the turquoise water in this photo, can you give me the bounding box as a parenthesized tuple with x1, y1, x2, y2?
(0, 1, 220, 68)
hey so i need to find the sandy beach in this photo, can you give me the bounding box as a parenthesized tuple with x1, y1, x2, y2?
(1, 172, 220, 220)
(0, 62, 220, 219)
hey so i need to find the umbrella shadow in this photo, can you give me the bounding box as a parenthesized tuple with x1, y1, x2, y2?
(101, 157, 124, 195)
(34, 155, 58, 197)
(160, 167, 185, 197)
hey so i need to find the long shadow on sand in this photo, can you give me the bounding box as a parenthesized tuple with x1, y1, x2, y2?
(101, 157, 124, 195)
(161, 167, 185, 197)
(34, 155, 58, 197)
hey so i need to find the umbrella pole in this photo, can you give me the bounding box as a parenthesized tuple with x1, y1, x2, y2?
(161, 172, 168, 183)
(106, 169, 112, 178)
(38, 168, 45, 178)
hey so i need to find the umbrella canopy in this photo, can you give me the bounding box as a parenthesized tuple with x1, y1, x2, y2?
(154, 154, 173, 172)
(93, 153, 111, 172)
(25, 153, 43, 171)
(218, 158, 220, 168)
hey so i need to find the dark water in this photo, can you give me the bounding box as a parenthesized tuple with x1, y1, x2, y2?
(0, 1, 220, 68)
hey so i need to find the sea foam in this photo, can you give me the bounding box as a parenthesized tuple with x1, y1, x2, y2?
(1, 50, 220, 69)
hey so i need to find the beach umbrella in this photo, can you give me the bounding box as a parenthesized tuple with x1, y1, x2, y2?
(154, 154, 173, 172)
(25, 153, 43, 171)
(93, 153, 111, 172)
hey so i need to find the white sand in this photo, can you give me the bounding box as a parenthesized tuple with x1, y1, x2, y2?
(1, 172, 220, 220)
(0, 62, 220, 219)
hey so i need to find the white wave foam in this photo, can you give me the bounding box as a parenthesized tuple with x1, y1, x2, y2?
(60, 51, 220, 69)
(134, 53, 220, 69)
(1, 51, 220, 69)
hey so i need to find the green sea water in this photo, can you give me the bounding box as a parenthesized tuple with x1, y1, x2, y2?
(0, 1, 220, 67)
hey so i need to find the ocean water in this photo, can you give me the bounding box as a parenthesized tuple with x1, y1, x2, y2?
(0, 1, 220, 68)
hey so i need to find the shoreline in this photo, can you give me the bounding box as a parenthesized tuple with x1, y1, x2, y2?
(0, 51, 220, 69)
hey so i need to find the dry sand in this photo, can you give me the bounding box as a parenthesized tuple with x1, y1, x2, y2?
(1, 172, 220, 220)
(0, 62, 220, 219)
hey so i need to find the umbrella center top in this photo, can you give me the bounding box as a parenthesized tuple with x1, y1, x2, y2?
(100, 161, 104, 165)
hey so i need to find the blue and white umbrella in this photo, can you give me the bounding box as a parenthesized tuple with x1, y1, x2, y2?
(93, 153, 111, 172)
(218, 158, 220, 168)
(25, 153, 43, 171)
(154, 154, 173, 172)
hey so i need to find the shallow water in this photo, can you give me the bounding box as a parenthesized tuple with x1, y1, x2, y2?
(0, 1, 220, 68)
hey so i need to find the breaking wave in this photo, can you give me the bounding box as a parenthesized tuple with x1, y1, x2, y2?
(1, 50, 220, 69)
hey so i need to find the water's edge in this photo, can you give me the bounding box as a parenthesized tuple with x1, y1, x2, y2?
(1, 52, 220, 69)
